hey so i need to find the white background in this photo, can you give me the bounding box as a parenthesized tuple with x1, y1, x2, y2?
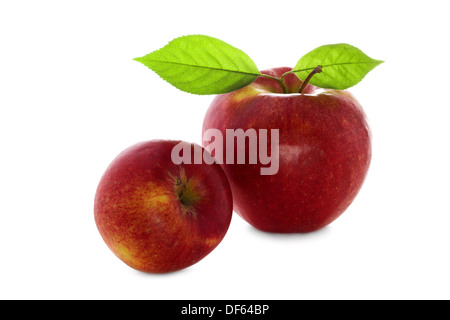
(1, 0, 449, 300)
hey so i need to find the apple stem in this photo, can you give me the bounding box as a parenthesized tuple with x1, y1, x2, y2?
(260, 74, 288, 93)
(298, 65, 322, 94)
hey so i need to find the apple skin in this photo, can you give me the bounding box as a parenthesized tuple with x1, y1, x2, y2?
(94, 140, 233, 273)
(202, 67, 371, 233)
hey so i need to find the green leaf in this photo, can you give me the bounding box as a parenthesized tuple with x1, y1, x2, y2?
(293, 43, 383, 90)
(134, 35, 261, 95)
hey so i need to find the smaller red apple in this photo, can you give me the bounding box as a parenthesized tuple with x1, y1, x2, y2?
(94, 140, 233, 273)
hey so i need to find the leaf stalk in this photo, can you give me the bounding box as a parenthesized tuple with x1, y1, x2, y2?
(259, 74, 288, 93)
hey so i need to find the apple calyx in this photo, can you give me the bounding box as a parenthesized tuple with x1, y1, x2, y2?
(172, 169, 200, 217)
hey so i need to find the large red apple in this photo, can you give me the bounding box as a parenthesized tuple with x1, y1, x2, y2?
(94, 140, 233, 273)
(202, 67, 371, 233)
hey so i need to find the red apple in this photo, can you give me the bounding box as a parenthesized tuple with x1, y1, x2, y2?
(202, 67, 371, 233)
(94, 140, 233, 273)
